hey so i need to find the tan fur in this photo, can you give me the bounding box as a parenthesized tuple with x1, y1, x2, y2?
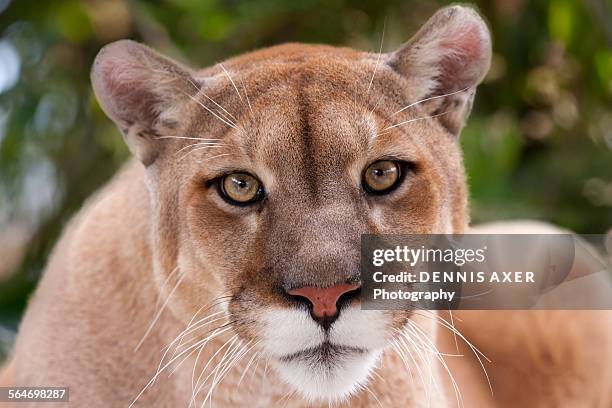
(442, 222, 612, 407)
(3, 6, 611, 407)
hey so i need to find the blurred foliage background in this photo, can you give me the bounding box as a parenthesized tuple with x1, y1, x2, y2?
(0, 0, 610, 357)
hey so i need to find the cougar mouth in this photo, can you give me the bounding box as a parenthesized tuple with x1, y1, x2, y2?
(272, 343, 381, 402)
(280, 342, 367, 364)
(258, 307, 390, 401)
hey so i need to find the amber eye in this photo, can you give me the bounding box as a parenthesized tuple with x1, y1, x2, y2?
(219, 172, 264, 205)
(363, 160, 402, 194)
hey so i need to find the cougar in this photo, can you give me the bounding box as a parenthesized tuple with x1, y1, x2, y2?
(3, 5, 611, 407)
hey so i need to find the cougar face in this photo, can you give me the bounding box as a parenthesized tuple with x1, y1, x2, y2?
(92, 6, 491, 402)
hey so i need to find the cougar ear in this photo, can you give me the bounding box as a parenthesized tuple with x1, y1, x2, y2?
(91, 40, 196, 165)
(388, 5, 492, 135)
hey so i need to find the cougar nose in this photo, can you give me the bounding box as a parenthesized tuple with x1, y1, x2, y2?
(288, 282, 361, 328)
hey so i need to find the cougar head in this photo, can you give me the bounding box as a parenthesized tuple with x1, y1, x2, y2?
(91, 5, 491, 403)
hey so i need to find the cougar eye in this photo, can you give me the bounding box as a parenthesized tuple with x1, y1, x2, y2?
(218, 172, 264, 205)
(362, 160, 402, 194)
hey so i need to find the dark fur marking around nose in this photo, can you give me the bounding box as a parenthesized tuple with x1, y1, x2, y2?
(297, 72, 319, 199)
(288, 282, 361, 329)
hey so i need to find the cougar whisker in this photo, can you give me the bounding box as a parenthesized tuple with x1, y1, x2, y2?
(175, 316, 227, 352)
(238, 74, 254, 115)
(398, 327, 444, 399)
(184, 74, 241, 125)
(277, 388, 297, 408)
(365, 20, 386, 98)
(174, 142, 226, 156)
(201, 340, 257, 407)
(363, 384, 384, 408)
(391, 87, 470, 117)
(219, 63, 245, 104)
(129, 324, 232, 408)
(407, 322, 464, 408)
(237, 350, 260, 387)
(399, 328, 442, 403)
(134, 268, 184, 352)
(377, 110, 455, 136)
(413, 310, 492, 395)
(392, 337, 430, 406)
(177, 148, 233, 163)
(152, 266, 180, 312)
(189, 334, 239, 407)
(156, 136, 221, 141)
(201, 92, 238, 123)
(415, 310, 491, 364)
(180, 90, 237, 130)
(161, 324, 232, 381)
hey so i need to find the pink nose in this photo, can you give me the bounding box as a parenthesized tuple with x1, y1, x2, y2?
(288, 282, 361, 319)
